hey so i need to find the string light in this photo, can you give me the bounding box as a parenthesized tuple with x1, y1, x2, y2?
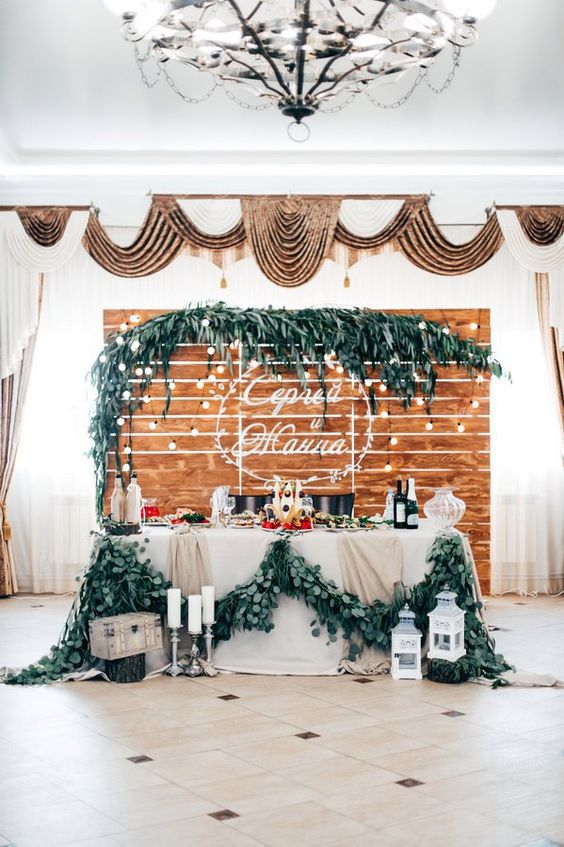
(336, 365, 344, 374)
(277, 374, 283, 382)
(124, 445, 132, 454)
(202, 400, 210, 410)
(207, 346, 215, 355)
(98, 353, 107, 363)
(116, 416, 125, 426)
(364, 378, 372, 387)
(379, 383, 387, 393)
(426, 419, 434, 431)
(168, 381, 176, 390)
(122, 390, 131, 400)
(120, 322, 128, 332)
(142, 395, 150, 404)
(168, 440, 177, 450)
(471, 400, 480, 409)
(118, 363, 126, 372)
(416, 398, 425, 406)
(149, 420, 158, 430)
(196, 379, 205, 389)
(390, 436, 398, 446)
(122, 462, 130, 472)
(469, 321, 479, 331)
(130, 314, 141, 323)
(135, 367, 144, 376)
(384, 462, 392, 472)
(457, 422, 465, 433)
(116, 336, 124, 346)
(144, 366, 152, 375)
(442, 326, 450, 335)
(418, 321, 426, 330)
(476, 374, 484, 384)
(217, 365, 225, 374)
(191, 427, 199, 436)
(130, 339, 140, 352)
(201, 318, 210, 327)
(380, 409, 389, 419)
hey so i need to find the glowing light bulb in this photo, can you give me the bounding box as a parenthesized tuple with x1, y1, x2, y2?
(122, 390, 131, 400)
(142, 395, 150, 404)
(130, 339, 140, 352)
(217, 365, 225, 374)
(196, 379, 205, 389)
(336, 365, 344, 374)
(117, 416, 125, 426)
(116, 335, 124, 346)
(168, 440, 177, 451)
(118, 363, 126, 372)
(122, 462, 130, 472)
(457, 422, 465, 433)
(469, 321, 479, 331)
(416, 398, 425, 406)
(426, 420, 434, 431)
(168, 381, 176, 390)
(149, 420, 157, 430)
(130, 313, 140, 323)
(384, 462, 392, 472)
(202, 400, 210, 409)
(144, 366, 152, 375)
(120, 322, 128, 332)
(207, 346, 215, 356)
(201, 318, 210, 327)
(442, 326, 450, 335)
(191, 427, 199, 436)
(124, 446, 132, 455)
(418, 321, 426, 330)
(98, 353, 107, 363)
(208, 374, 216, 382)
(379, 383, 387, 393)
(364, 379, 372, 387)
(380, 410, 389, 419)
(390, 436, 398, 446)
(135, 367, 144, 376)
(476, 374, 484, 383)
(277, 374, 283, 382)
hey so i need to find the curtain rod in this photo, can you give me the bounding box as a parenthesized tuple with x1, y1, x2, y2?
(153, 193, 428, 200)
(494, 204, 564, 210)
(0, 205, 91, 211)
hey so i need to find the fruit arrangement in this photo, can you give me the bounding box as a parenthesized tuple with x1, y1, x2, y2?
(261, 479, 312, 532)
(168, 509, 210, 525)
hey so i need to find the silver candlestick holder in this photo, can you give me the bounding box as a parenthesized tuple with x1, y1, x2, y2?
(186, 632, 204, 677)
(204, 622, 215, 664)
(166, 626, 183, 677)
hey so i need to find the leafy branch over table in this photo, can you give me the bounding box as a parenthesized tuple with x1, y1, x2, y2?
(89, 303, 504, 518)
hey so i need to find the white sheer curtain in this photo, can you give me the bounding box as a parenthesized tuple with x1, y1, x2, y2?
(9, 242, 563, 594)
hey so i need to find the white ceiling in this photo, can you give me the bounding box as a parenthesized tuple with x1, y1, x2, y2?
(0, 0, 563, 220)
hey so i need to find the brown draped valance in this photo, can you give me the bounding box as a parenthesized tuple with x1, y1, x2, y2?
(241, 197, 341, 287)
(11, 198, 564, 286)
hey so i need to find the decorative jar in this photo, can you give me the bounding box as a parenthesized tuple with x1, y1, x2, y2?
(423, 488, 465, 531)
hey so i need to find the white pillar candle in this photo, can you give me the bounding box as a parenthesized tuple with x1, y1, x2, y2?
(188, 594, 202, 634)
(167, 588, 182, 629)
(201, 586, 215, 625)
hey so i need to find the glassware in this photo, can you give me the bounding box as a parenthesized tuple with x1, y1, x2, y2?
(302, 495, 314, 517)
(140, 497, 160, 521)
(423, 488, 466, 532)
(225, 495, 236, 522)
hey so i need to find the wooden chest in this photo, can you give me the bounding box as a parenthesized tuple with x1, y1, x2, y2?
(89, 612, 163, 660)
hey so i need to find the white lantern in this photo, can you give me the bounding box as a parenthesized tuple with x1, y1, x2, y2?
(427, 586, 466, 662)
(391, 604, 422, 680)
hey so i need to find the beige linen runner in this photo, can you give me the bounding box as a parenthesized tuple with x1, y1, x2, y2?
(168, 529, 212, 596)
(337, 531, 403, 675)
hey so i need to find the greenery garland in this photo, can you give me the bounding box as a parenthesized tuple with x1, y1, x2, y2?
(90, 303, 503, 518)
(5, 535, 171, 685)
(215, 532, 513, 686)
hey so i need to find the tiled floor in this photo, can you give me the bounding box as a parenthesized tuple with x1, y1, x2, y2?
(0, 594, 563, 847)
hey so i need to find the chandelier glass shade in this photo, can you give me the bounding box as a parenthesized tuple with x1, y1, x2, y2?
(108, 0, 496, 132)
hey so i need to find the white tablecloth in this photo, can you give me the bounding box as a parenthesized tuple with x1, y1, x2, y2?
(134, 520, 443, 675)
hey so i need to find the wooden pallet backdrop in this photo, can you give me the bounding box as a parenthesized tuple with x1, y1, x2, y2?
(103, 308, 491, 590)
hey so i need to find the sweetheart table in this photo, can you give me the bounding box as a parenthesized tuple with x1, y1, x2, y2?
(128, 520, 474, 676)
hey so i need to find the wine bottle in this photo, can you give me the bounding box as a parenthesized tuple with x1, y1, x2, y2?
(125, 471, 143, 524)
(383, 488, 395, 524)
(405, 476, 419, 530)
(110, 474, 125, 522)
(393, 477, 407, 529)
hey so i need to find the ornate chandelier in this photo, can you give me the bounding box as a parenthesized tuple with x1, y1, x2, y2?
(107, 0, 496, 138)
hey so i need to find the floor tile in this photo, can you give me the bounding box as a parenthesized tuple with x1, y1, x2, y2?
(112, 815, 262, 846)
(318, 781, 451, 829)
(226, 735, 341, 771)
(86, 783, 219, 828)
(193, 771, 323, 815)
(143, 749, 266, 788)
